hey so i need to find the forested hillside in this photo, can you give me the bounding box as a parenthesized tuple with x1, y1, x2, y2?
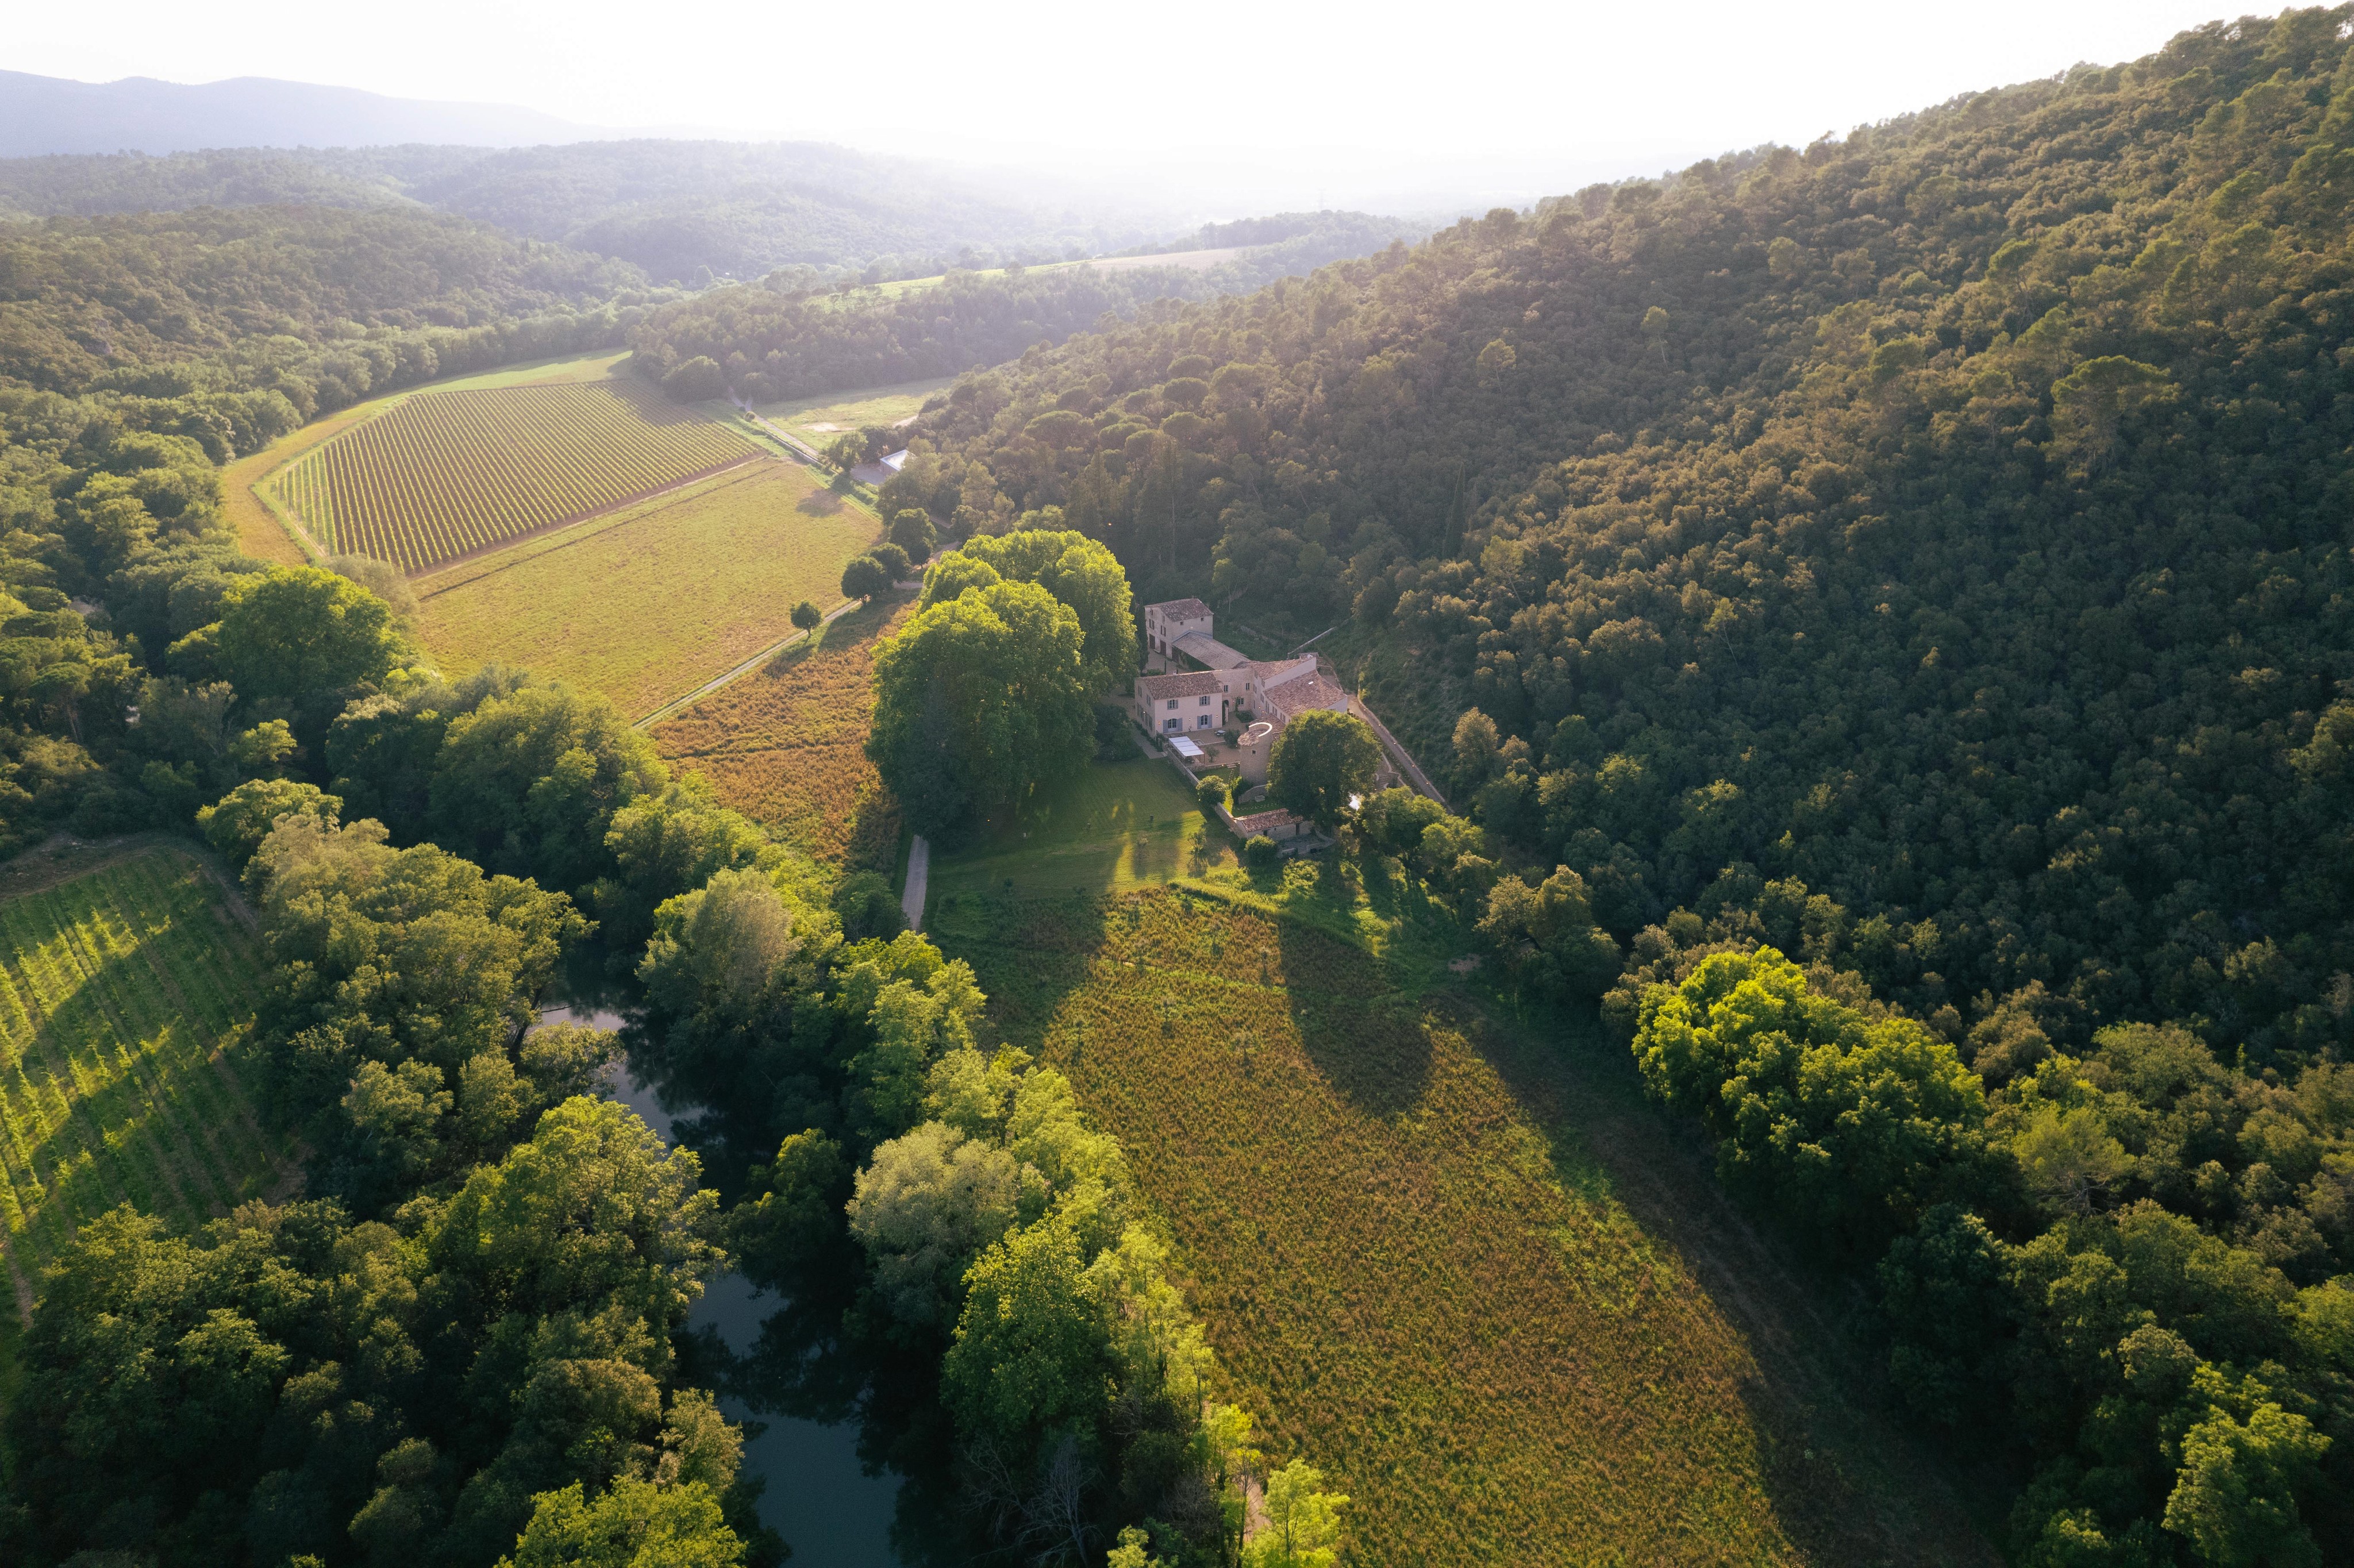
(0, 148, 418, 219)
(0, 206, 643, 394)
(886, 10, 2354, 1558)
(900, 9, 2354, 1061)
(0, 141, 1168, 286)
(626, 220, 1432, 405)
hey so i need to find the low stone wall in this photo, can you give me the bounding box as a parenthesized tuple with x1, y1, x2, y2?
(1353, 696, 1448, 807)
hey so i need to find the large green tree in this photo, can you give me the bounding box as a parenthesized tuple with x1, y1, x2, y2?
(208, 565, 404, 745)
(1631, 947, 1995, 1253)
(924, 529, 1136, 695)
(867, 579, 1090, 834)
(1266, 710, 1380, 827)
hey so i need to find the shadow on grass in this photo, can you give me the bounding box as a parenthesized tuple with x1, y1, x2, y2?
(797, 488, 846, 515)
(1274, 897, 1433, 1119)
(755, 596, 897, 680)
(1458, 992, 2001, 1564)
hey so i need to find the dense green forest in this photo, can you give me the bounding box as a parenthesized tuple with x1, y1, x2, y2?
(0, 148, 418, 219)
(879, 10, 2354, 1559)
(0, 204, 658, 438)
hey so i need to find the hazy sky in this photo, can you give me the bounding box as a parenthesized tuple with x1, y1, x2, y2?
(3, 0, 2278, 211)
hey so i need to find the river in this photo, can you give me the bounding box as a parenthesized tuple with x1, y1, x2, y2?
(541, 1005, 906, 1566)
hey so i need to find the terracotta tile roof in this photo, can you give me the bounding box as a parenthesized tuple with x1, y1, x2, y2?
(1261, 669, 1351, 721)
(1148, 597, 1213, 621)
(1229, 808, 1302, 835)
(1137, 669, 1226, 700)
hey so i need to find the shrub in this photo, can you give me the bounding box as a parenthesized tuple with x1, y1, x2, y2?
(1092, 704, 1132, 760)
(869, 541, 914, 582)
(888, 509, 937, 559)
(841, 555, 891, 601)
(660, 355, 727, 402)
(1243, 834, 1280, 869)
(832, 869, 907, 941)
(1195, 774, 1230, 812)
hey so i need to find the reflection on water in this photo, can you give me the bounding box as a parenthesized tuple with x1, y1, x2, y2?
(696, 1274, 905, 1566)
(536, 1004, 907, 1566)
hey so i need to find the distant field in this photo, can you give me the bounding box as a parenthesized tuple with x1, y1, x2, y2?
(753, 377, 954, 451)
(417, 461, 879, 721)
(263, 377, 756, 572)
(928, 755, 1236, 904)
(927, 867, 1991, 1565)
(0, 845, 287, 1319)
(649, 599, 910, 869)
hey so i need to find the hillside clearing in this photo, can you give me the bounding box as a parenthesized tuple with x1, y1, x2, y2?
(648, 598, 910, 869)
(0, 844, 287, 1324)
(926, 877, 1993, 1564)
(417, 461, 878, 721)
(753, 377, 955, 451)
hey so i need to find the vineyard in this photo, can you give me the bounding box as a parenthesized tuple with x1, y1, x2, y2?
(417, 463, 879, 721)
(926, 881, 1992, 1565)
(0, 846, 287, 1319)
(649, 598, 910, 868)
(263, 379, 756, 571)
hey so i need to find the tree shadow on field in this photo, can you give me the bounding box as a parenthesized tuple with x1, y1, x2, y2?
(1463, 997, 2003, 1565)
(6, 939, 236, 1236)
(927, 887, 1117, 1053)
(796, 488, 845, 515)
(1275, 914, 1431, 1119)
(758, 597, 896, 681)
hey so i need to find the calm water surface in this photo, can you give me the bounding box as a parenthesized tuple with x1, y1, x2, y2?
(540, 1006, 906, 1566)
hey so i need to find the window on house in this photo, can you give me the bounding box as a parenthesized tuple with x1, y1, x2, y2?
(1195, 714, 1211, 728)
(1163, 718, 1179, 732)
(1198, 695, 1210, 706)
(1166, 699, 1178, 710)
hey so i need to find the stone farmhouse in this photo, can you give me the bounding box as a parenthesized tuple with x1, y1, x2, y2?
(1131, 600, 1355, 783)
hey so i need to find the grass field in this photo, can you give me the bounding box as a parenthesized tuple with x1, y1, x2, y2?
(264, 377, 756, 572)
(925, 857, 1992, 1565)
(0, 843, 288, 1322)
(751, 377, 955, 451)
(417, 461, 879, 721)
(928, 754, 1238, 905)
(648, 599, 910, 869)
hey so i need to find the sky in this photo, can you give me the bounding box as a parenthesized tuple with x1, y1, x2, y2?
(2, 0, 2284, 214)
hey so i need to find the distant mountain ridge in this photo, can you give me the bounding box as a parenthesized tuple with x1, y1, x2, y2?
(0, 69, 630, 156)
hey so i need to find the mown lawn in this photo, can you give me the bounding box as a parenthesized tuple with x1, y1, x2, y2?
(925, 868, 1993, 1565)
(648, 599, 910, 869)
(416, 462, 879, 720)
(926, 755, 1240, 906)
(0, 845, 289, 1324)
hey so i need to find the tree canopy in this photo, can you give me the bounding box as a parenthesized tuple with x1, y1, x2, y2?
(867, 579, 1091, 835)
(921, 529, 1137, 695)
(1266, 710, 1379, 827)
